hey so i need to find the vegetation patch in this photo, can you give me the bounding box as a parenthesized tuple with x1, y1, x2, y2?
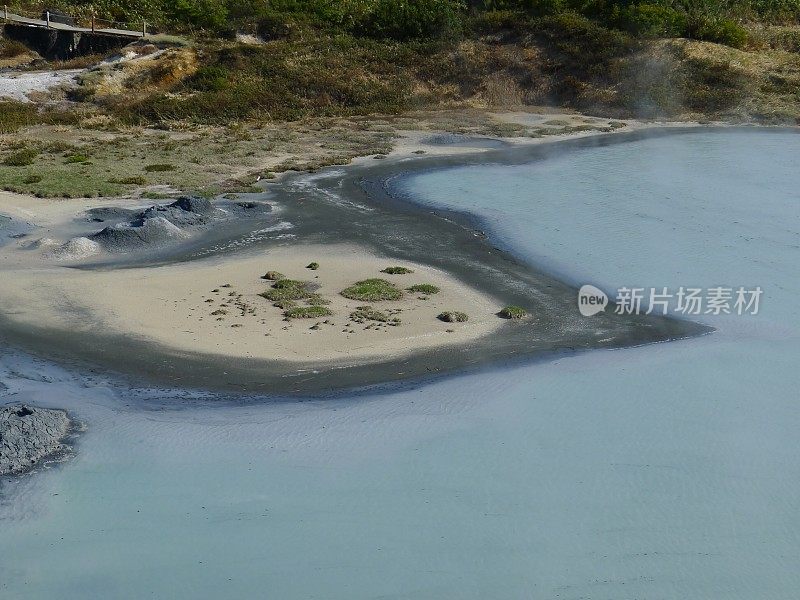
(438, 311, 468, 323)
(144, 163, 177, 172)
(284, 305, 333, 319)
(305, 294, 331, 306)
(261, 271, 285, 280)
(271, 299, 297, 310)
(2, 148, 39, 167)
(306, 262, 320, 270)
(350, 306, 400, 324)
(381, 266, 414, 274)
(407, 284, 440, 295)
(109, 176, 147, 185)
(499, 306, 528, 320)
(260, 279, 312, 302)
(341, 278, 402, 302)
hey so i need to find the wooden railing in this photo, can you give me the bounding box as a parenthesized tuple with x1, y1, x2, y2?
(2, 5, 150, 38)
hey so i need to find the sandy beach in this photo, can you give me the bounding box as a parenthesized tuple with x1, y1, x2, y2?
(0, 240, 502, 364)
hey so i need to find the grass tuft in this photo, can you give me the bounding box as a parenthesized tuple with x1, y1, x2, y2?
(284, 305, 333, 319)
(260, 279, 312, 301)
(341, 278, 402, 301)
(499, 306, 527, 319)
(407, 284, 440, 295)
(438, 311, 468, 323)
(381, 266, 414, 274)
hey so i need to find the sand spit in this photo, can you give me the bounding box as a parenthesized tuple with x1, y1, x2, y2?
(0, 404, 71, 476)
(0, 244, 503, 364)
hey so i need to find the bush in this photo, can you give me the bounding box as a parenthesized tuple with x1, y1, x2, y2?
(437, 311, 468, 322)
(261, 271, 285, 280)
(499, 305, 527, 319)
(306, 261, 320, 270)
(689, 15, 748, 48)
(164, 0, 229, 31)
(341, 278, 403, 301)
(261, 279, 312, 301)
(350, 305, 399, 323)
(2, 148, 39, 166)
(407, 284, 440, 294)
(614, 3, 688, 37)
(0, 39, 30, 59)
(381, 266, 414, 274)
(357, 0, 465, 41)
(144, 163, 177, 172)
(189, 66, 230, 92)
(284, 305, 333, 319)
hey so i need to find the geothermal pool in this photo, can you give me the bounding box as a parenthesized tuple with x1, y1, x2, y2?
(1, 130, 799, 599)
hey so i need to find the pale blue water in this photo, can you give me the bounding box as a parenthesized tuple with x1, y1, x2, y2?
(1, 130, 799, 599)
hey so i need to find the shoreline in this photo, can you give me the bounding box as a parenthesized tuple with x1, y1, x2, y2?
(0, 122, 728, 395)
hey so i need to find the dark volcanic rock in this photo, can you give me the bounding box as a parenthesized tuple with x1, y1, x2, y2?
(0, 404, 71, 476)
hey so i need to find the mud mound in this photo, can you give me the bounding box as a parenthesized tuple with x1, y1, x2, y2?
(50, 237, 102, 260)
(91, 216, 184, 251)
(85, 206, 139, 223)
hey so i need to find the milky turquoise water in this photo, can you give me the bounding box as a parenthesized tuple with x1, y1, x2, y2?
(1, 130, 799, 599)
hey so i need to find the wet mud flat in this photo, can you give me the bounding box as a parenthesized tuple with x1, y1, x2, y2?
(0, 129, 717, 396)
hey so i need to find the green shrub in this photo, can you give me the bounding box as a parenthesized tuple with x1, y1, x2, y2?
(356, 0, 465, 41)
(407, 283, 440, 294)
(284, 305, 333, 319)
(350, 305, 395, 323)
(305, 294, 331, 305)
(306, 261, 320, 270)
(109, 176, 147, 185)
(499, 305, 527, 319)
(261, 271, 285, 280)
(689, 15, 748, 48)
(23, 174, 43, 184)
(190, 65, 230, 91)
(164, 0, 229, 31)
(2, 148, 39, 166)
(341, 278, 403, 301)
(437, 311, 468, 322)
(0, 39, 30, 59)
(614, 3, 688, 37)
(381, 266, 414, 274)
(260, 279, 312, 301)
(144, 163, 177, 172)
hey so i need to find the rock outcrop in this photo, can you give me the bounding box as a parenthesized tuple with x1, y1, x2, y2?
(0, 404, 71, 476)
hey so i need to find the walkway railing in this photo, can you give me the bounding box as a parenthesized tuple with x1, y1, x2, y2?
(2, 5, 151, 38)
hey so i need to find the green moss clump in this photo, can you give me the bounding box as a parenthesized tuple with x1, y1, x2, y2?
(261, 271, 284, 280)
(341, 278, 402, 301)
(305, 294, 331, 306)
(407, 284, 440, 295)
(437, 311, 468, 323)
(381, 266, 414, 275)
(260, 279, 312, 302)
(499, 306, 527, 320)
(350, 306, 400, 324)
(284, 305, 333, 319)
